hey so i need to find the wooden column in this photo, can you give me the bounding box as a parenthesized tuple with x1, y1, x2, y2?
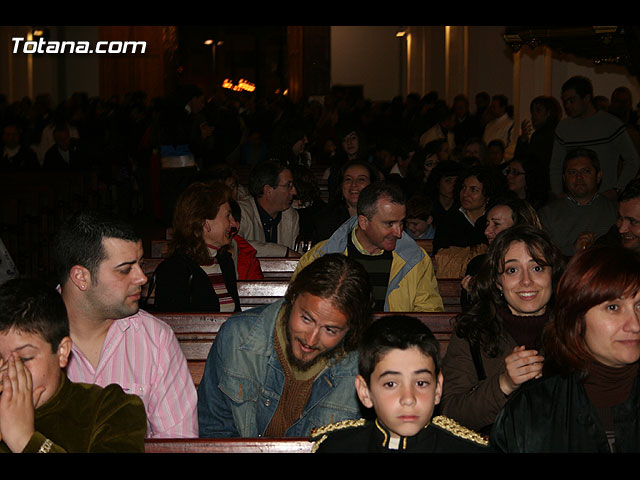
(99, 26, 177, 101)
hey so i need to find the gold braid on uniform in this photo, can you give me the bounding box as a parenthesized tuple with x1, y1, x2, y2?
(431, 415, 489, 446)
(309, 418, 367, 452)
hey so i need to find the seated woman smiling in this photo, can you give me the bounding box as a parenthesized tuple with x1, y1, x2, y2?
(440, 225, 565, 434)
(460, 195, 542, 309)
(152, 182, 240, 312)
(492, 246, 640, 452)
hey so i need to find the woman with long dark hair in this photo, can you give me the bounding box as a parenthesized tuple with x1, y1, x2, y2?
(440, 225, 565, 433)
(432, 164, 506, 255)
(492, 246, 640, 452)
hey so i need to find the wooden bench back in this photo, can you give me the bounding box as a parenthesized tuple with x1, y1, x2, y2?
(142, 258, 462, 313)
(158, 311, 457, 387)
(237, 278, 462, 311)
(145, 437, 314, 453)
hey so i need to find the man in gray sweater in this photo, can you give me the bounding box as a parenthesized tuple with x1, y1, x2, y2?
(549, 75, 640, 200)
(539, 148, 617, 256)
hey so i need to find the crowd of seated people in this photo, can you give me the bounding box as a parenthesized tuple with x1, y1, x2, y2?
(2, 73, 640, 453)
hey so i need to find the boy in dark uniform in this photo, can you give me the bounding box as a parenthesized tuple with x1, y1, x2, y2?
(310, 315, 489, 453)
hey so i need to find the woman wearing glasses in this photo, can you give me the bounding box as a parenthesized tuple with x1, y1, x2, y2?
(504, 155, 552, 210)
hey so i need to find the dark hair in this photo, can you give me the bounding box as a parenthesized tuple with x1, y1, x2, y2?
(544, 246, 640, 377)
(453, 94, 469, 109)
(340, 159, 378, 183)
(455, 225, 565, 357)
(229, 199, 242, 224)
(247, 160, 290, 198)
(492, 94, 509, 109)
(357, 181, 406, 219)
(461, 137, 488, 164)
(487, 139, 505, 152)
(176, 84, 204, 106)
(504, 156, 551, 210)
(562, 147, 600, 173)
(454, 165, 506, 208)
(52, 210, 140, 285)
(404, 143, 442, 191)
(0, 278, 69, 352)
(200, 163, 238, 187)
(486, 195, 542, 230)
(284, 254, 374, 352)
(291, 164, 320, 205)
(358, 315, 441, 384)
(171, 182, 232, 265)
(561, 75, 593, 99)
(475, 91, 490, 104)
(406, 195, 433, 221)
(432, 101, 455, 124)
(424, 160, 462, 202)
(332, 159, 378, 207)
(423, 138, 448, 157)
(530, 95, 562, 127)
(619, 177, 640, 203)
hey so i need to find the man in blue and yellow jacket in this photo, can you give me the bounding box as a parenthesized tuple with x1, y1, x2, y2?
(294, 181, 443, 312)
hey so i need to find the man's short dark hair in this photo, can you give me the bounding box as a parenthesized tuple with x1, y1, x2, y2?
(358, 315, 441, 384)
(619, 177, 640, 203)
(406, 195, 433, 221)
(357, 181, 406, 219)
(0, 278, 69, 352)
(492, 94, 509, 109)
(247, 159, 289, 198)
(561, 75, 594, 99)
(176, 84, 204, 106)
(562, 147, 601, 173)
(52, 210, 140, 285)
(284, 253, 374, 352)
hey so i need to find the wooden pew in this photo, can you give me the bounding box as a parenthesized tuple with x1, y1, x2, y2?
(259, 257, 299, 278)
(236, 278, 462, 312)
(415, 238, 433, 256)
(142, 258, 462, 312)
(145, 437, 314, 453)
(147, 238, 433, 274)
(157, 311, 457, 387)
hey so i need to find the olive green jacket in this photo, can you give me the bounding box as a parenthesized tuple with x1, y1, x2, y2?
(0, 372, 147, 453)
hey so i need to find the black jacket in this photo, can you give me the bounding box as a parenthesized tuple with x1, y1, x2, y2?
(491, 369, 640, 453)
(312, 416, 490, 453)
(151, 250, 240, 312)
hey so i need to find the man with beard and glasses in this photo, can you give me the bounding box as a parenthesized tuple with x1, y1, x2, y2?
(197, 253, 374, 438)
(52, 210, 198, 439)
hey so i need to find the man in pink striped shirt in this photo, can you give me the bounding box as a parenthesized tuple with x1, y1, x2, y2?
(52, 210, 198, 438)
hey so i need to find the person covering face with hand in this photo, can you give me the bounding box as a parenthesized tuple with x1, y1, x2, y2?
(0, 278, 146, 453)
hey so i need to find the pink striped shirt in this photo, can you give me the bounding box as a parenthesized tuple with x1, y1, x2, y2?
(66, 309, 198, 438)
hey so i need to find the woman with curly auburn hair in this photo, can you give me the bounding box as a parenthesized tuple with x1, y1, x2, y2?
(152, 182, 240, 312)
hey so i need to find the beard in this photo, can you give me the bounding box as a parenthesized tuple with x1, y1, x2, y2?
(284, 335, 338, 372)
(282, 303, 346, 372)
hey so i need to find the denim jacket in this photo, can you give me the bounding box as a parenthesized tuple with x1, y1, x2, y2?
(197, 299, 362, 438)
